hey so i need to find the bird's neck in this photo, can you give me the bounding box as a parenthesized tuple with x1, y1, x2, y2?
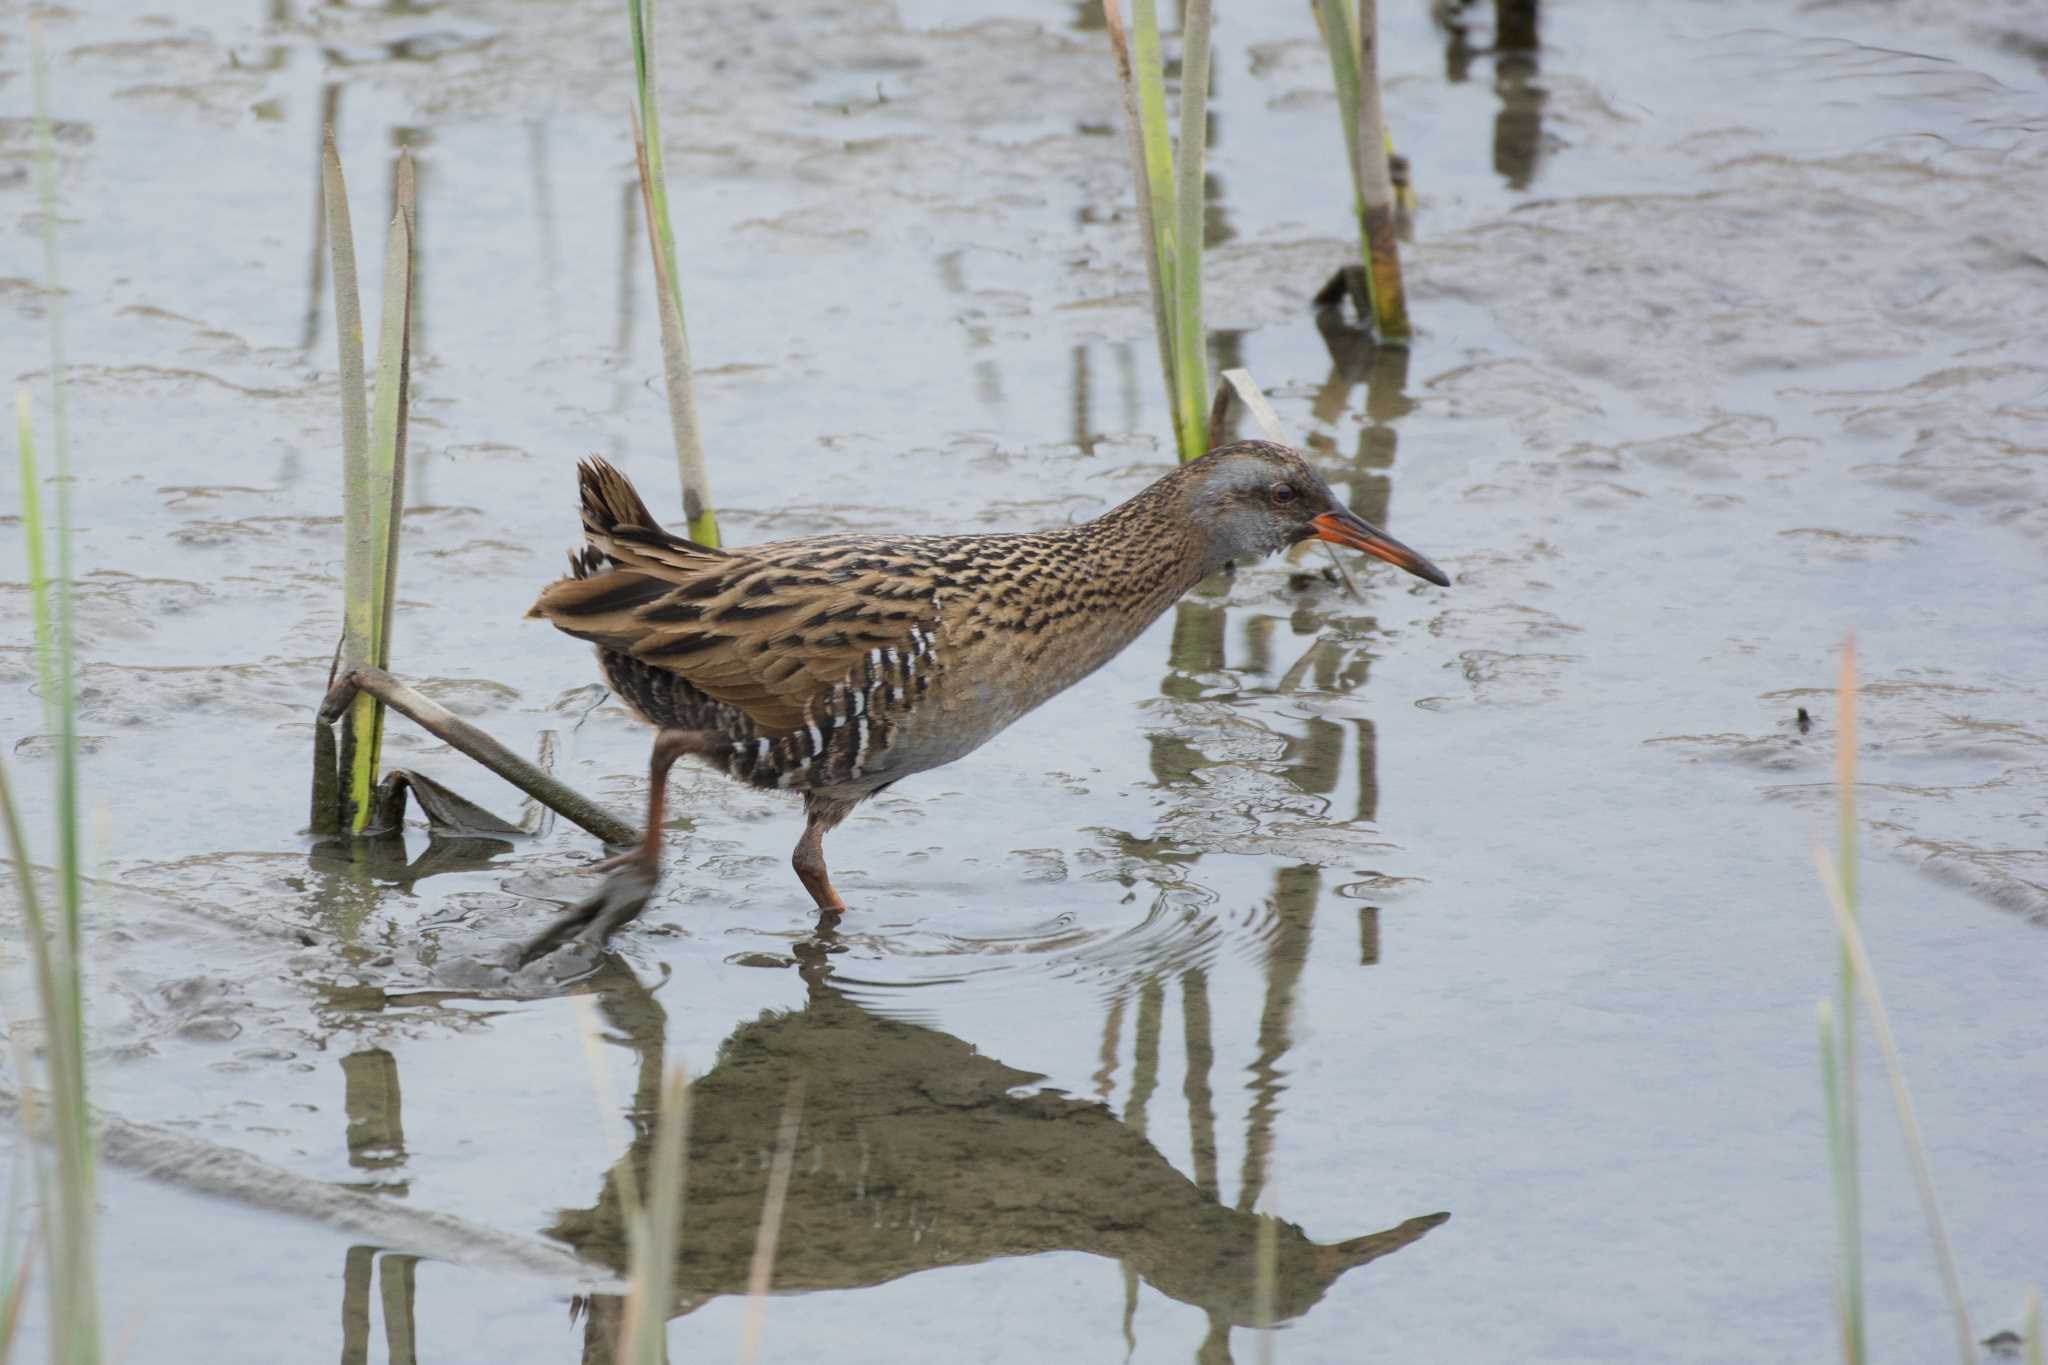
(986, 476, 1215, 695)
(1070, 480, 1213, 614)
(1075, 467, 1221, 601)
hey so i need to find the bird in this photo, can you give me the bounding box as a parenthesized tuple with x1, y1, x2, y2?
(519, 440, 1448, 960)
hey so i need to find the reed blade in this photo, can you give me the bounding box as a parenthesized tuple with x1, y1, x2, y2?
(324, 134, 375, 833)
(1102, 0, 1179, 458)
(344, 189, 415, 833)
(629, 0, 719, 546)
(1314, 0, 1362, 191)
(1105, 0, 1212, 461)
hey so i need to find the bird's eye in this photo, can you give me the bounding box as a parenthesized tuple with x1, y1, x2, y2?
(1270, 482, 1297, 505)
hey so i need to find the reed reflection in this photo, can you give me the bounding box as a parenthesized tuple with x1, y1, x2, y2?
(562, 942, 1443, 1361)
(1436, 0, 1546, 188)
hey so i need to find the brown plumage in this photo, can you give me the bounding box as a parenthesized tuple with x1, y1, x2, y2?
(520, 441, 1448, 959)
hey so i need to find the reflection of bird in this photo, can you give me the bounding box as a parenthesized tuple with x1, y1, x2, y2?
(523, 441, 1447, 955)
(552, 947, 1448, 1338)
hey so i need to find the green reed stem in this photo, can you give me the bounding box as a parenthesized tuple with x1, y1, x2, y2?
(629, 0, 719, 546)
(325, 138, 414, 835)
(346, 176, 414, 833)
(1104, 0, 1214, 461)
(1171, 0, 1213, 451)
(1314, 0, 1362, 187)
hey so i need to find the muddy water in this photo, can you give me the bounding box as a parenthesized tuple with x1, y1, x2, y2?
(3, 0, 2046, 1359)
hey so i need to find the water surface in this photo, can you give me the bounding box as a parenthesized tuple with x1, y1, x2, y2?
(3, 0, 2046, 1360)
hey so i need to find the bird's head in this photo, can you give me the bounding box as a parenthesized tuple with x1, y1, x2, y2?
(1180, 440, 1450, 585)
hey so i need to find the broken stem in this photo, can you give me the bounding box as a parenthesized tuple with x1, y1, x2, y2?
(319, 668, 637, 846)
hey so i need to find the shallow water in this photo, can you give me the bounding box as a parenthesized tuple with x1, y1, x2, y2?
(3, 0, 2046, 1360)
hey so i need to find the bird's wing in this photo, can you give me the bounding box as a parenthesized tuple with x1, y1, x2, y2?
(529, 459, 942, 735)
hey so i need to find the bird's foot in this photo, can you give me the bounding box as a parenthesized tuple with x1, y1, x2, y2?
(517, 858, 659, 967)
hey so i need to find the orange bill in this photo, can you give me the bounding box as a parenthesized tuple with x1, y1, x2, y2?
(1310, 510, 1451, 587)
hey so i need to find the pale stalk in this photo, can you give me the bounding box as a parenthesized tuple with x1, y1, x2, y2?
(629, 0, 718, 545)
(1833, 633, 1865, 1359)
(1352, 0, 1410, 340)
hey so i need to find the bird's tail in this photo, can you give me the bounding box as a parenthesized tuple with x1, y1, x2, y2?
(573, 458, 726, 573)
(527, 458, 727, 622)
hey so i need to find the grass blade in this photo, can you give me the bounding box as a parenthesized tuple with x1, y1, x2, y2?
(1814, 849, 1977, 1365)
(629, 0, 719, 546)
(1817, 997, 1859, 1365)
(13, 390, 53, 727)
(21, 23, 100, 1360)
(2025, 1287, 2041, 1365)
(32, 16, 82, 1070)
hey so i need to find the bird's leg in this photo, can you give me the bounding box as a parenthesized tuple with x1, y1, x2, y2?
(519, 727, 718, 964)
(791, 798, 850, 917)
